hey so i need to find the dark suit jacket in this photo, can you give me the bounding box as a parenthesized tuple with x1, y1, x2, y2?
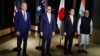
(64, 15, 77, 35)
(14, 11, 31, 33)
(40, 13, 55, 34)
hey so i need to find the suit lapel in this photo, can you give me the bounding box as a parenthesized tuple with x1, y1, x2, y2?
(51, 14, 53, 23)
(73, 16, 75, 25)
(20, 11, 25, 21)
(26, 12, 28, 21)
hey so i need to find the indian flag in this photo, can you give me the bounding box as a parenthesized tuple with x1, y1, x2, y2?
(57, 0, 65, 35)
(77, 0, 86, 20)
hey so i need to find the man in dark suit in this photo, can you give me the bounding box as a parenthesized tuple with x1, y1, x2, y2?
(64, 9, 76, 55)
(14, 3, 31, 56)
(40, 6, 56, 56)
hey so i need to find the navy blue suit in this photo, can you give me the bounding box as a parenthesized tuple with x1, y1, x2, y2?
(14, 11, 31, 55)
(64, 15, 76, 53)
(40, 13, 55, 54)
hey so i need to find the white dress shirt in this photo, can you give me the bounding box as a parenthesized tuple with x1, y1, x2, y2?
(22, 10, 27, 21)
(47, 13, 51, 23)
(70, 15, 74, 24)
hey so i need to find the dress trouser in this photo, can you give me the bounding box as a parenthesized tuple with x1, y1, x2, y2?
(78, 34, 90, 50)
(17, 32, 28, 55)
(64, 32, 74, 52)
(42, 32, 52, 54)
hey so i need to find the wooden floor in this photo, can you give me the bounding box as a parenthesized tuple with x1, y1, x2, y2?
(0, 33, 100, 56)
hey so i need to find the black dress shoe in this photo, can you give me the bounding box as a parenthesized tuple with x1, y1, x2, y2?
(64, 51, 68, 55)
(77, 50, 82, 53)
(75, 44, 79, 47)
(46, 52, 52, 56)
(13, 47, 22, 52)
(82, 50, 88, 54)
(17, 54, 20, 56)
(41, 52, 45, 56)
(23, 53, 28, 56)
(17, 52, 20, 56)
(68, 51, 73, 55)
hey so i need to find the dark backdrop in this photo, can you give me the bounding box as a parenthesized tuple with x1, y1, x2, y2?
(0, 0, 14, 30)
(0, 0, 94, 30)
(26, 0, 36, 25)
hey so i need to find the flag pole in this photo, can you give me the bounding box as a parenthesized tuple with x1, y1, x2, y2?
(13, 0, 23, 52)
(35, 0, 42, 50)
(56, 21, 64, 49)
(45, 0, 48, 12)
(72, 0, 76, 9)
(56, 0, 65, 49)
(22, 0, 26, 2)
(75, 0, 86, 47)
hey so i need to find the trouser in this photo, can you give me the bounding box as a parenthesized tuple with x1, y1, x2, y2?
(78, 34, 90, 50)
(64, 32, 74, 52)
(42, 33, 52, 54)
(17, 32, 28, 55)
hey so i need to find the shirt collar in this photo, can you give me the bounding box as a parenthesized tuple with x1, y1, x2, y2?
(85, 16, 89, 17)
(70, 15, 73, 17)
(47, 13, 51, 15)
(22, 10, 26, 14)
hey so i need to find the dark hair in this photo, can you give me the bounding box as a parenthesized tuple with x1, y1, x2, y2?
(46, 6, 52, 9)
(69, 8, 74, 11)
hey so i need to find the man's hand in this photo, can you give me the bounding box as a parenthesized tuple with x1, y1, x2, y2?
(40, 32, 43, 36)
(28, 31, 31, 36)
(75, 32, 78, 36)
(16, 31, 20, 36)
(52, 32, 55, 36)
(77, 34, 81, 37)
(64, 32, 67, 36)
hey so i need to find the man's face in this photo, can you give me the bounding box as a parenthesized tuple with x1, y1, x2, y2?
(70, 9, 75, 16)
(21, 3, 27, 11)
(46, 6, 52, 13)
(85, 10, 89, 17)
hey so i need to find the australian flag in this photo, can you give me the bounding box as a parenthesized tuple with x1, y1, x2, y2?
(36, 0, 45, 17)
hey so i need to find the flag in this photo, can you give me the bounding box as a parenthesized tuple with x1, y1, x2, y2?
(13, 0, 22, 22)
(36, 0, 45, 17)
(77, 0, 85, 20)
(57, 0, 65, 35)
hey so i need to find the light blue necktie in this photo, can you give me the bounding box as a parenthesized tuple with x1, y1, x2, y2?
(23, 12, 27, 21)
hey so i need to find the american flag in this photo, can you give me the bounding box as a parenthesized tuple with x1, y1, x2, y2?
(36, 0, 45, 17)
(13, 0, 22, 22)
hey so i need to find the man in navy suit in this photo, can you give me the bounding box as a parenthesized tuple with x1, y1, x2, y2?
(14, 3, 31, 56)
(40, 6, 56, 56)
(64, 9, 77, 55)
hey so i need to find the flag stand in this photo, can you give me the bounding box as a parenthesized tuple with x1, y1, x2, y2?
(35, 36, 42, 50)
(56, 36, 64, 49)
(13, 47, 22, 52)
(35, 25, 42, 50)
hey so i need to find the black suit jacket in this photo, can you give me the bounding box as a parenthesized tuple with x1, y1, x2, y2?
(64, 15, 77, 35)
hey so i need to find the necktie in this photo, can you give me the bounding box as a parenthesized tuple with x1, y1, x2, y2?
(23, 12, 27, 21)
